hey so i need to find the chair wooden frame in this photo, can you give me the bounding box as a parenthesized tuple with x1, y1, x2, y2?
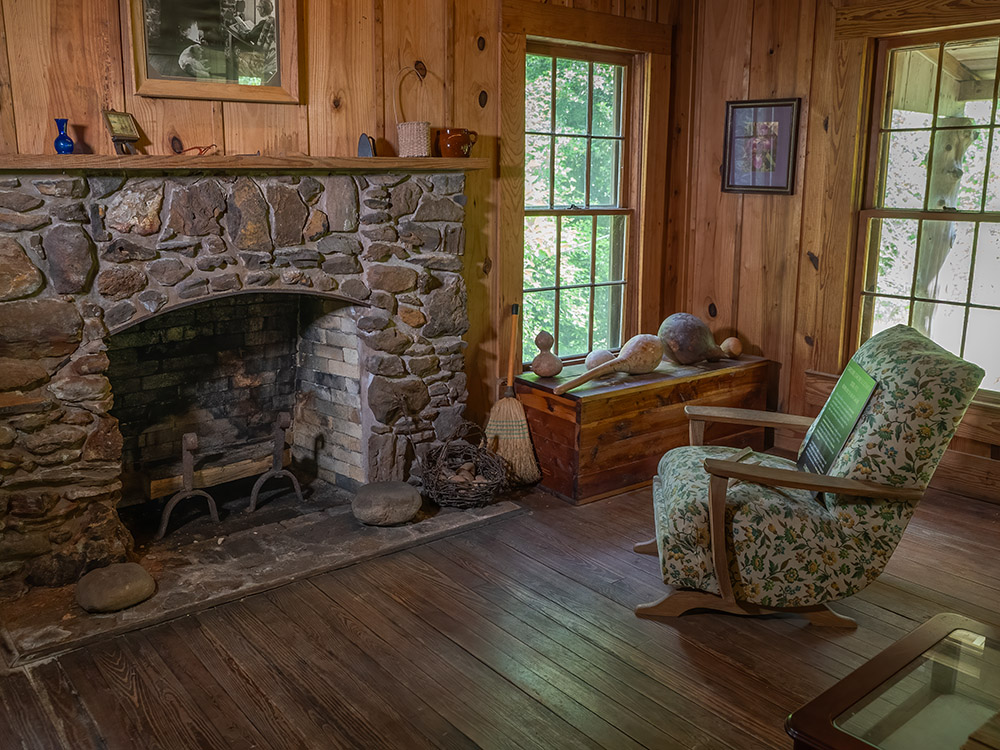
(634, 406, 924, 628)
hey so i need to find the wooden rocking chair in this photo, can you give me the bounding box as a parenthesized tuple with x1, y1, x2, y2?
(634, 325, 985, 628)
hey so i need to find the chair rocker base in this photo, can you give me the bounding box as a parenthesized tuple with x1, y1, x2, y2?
(634, 587, 857, 629)
(633, 537, 658, 555)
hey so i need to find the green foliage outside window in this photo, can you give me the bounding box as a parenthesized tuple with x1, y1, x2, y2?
(522, 52, 627, 358)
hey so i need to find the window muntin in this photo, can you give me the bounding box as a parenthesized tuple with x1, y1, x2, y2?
(522, 50, 628, 359)
(861, 35, 1000, 392)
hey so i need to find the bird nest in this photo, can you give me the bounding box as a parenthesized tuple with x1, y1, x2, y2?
(423, 422, 507, 509)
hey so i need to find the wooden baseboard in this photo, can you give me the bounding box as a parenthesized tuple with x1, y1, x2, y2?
(931, 449, 1000, 505)
(540, 478, 653, 506)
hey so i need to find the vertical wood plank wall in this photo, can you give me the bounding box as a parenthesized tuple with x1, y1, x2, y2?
(0, 0, 671, 423)
(672, 0, 1000, 496)
(675, 0, 861, 420)
(672, 0, 875, 421)
(4, 0, 995, 487)
(452, 0, 500, 431)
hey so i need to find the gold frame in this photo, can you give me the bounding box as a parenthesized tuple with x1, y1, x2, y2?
(102, 110, 141, 140)
(127, 0, 299, 104)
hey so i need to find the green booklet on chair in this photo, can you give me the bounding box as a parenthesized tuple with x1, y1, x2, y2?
(797, 360, 877, 475)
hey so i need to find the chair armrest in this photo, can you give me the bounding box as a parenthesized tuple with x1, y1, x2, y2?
(684, 405, 815, 431)
(702, 458, 924, 502)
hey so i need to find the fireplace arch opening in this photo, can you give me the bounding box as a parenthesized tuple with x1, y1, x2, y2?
(105, 292, 365, 542)
(104, 286, 369, 337)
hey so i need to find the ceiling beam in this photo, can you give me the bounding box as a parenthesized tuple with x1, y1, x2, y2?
(501, 0, 671, 55)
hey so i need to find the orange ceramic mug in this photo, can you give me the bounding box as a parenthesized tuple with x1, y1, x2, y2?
(438, 128, 478, 157)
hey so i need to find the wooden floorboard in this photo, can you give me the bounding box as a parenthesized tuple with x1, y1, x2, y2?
(284, 580, 528, 750)
(310, 573, 584, 750)
(2, 485, 999, 749)
(58, 644, 171, 750)
(349, 554, 644, 749)
(23, 661, 106, 750)
(448, 518, 798, 747)
(413, 541, 764, 750)
(0, 669, 67, 749)
(164, 616, 315, 749)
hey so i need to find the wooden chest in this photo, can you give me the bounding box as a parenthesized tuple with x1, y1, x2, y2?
(515, 356, 773, 504)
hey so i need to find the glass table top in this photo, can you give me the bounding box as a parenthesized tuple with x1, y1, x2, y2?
(835, 628, 1000, 749)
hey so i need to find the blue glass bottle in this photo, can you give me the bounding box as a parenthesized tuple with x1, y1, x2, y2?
(54, 118, 74, 154)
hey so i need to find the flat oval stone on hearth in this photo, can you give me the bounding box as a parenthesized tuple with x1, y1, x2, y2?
(75, 562, 156, 613)
(351, 481, 422, 526)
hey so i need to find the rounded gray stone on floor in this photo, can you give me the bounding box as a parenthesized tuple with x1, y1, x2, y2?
(351, 481, 423, 526)
(75, 562, 156, 613)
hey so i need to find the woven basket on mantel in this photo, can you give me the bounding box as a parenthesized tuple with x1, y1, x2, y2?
(394, 66, 431, 157)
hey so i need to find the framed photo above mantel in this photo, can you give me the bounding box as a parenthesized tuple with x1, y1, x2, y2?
(127, 0, 299, 104)
(721, 98, 800, 194)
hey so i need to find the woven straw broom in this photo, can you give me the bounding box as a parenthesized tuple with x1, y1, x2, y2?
(485, 304, 541, 485)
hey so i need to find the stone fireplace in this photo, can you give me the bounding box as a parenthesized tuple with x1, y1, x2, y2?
(0, 168, 471, 587)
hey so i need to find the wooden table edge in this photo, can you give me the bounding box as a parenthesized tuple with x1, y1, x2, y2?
(785, 612, 996, 749)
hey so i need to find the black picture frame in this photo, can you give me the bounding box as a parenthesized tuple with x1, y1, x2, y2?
(721, 98, 801, 195)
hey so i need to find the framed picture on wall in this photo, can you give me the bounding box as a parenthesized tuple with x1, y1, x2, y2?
(721, 98, 801, 194)
(127, 0, 299, 104)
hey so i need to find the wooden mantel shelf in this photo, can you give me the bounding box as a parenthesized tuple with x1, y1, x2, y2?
(0, 154, 491, 173)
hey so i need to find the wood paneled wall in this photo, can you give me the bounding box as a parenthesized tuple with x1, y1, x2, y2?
(670, 0, 1000, 499)
(673, 0, 861, 418)
(2, 0, 997, 498)
(0, 0, 667, 156)
(0, 0, 671, 422)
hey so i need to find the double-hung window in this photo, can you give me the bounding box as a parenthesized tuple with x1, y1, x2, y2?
(860, 33, 1000, 392)
(522, 46, 630, 359)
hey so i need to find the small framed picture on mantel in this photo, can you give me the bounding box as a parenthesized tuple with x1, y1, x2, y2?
(127, 0, 299, 104)
(721, 98, 801, 194)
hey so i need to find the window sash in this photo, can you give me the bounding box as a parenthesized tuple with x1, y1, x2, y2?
(523, 211, 628, 357)
(523, 45, 630, 360)
(859, 33, 1000, 394)
(866, 35, 1000, 214)
(525, 53, 626, 211)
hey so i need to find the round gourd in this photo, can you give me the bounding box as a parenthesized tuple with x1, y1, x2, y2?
(585, 349, 615, 370)
(658, 313, 724, 365)
(531, 330, 563, 377)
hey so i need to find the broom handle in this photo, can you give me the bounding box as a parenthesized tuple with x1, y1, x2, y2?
(505, 304, 519, 396)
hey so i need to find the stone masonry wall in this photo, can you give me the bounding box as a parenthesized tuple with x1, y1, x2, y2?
(0, 170, 469, 587)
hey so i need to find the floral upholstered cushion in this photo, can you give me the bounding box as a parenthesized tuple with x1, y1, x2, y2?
(653, 326, 984, 609)
(819, 325, 985, 494)
(653, 446, 882, 608)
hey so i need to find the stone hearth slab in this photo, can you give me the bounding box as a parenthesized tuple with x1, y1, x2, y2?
(0, 488, 522, 668)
